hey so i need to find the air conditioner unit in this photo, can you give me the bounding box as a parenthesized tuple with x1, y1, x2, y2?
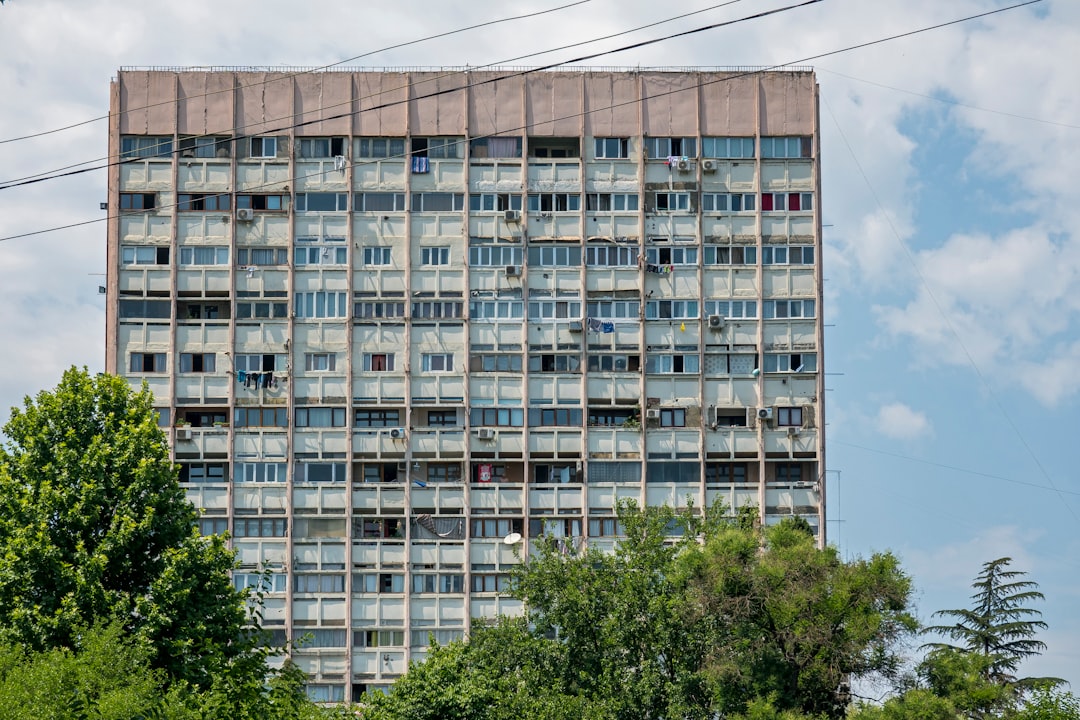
(787, 427, 800, 438)
(175, 427, 192, 441)
(504, 265, 521, 277)
(756, 407, 774, 421)
(707, 314, 724, 330)
(702, 159, 717, 173)
(389, 427, 406, 439)
(236, 208, 255, 222)
(504, 209, 521, 222)
(676, 159, 691, 172)
(645, 408, 661, 420)
(476, 428, 496, 440)
(568, 320, 583, 333)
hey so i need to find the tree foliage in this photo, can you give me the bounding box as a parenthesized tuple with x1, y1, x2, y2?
(365, 502, 915, 720)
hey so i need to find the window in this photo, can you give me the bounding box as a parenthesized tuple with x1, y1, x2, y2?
(585, 193, 639, 211)
(774, 463, 806, 483)
(645, 300, 699, 320)
(471, 518, 523, 538)
(180, 302, 225, 320)
(234, 572, 287, 593)
(703, 245, 757, 266)
(760, 136, 812, 159)
(468, 193, 522, 212)
(295, 192, 348, 212)
(118, 299, 170, 319)
(763, 299, 816, 319)
(298, 137, 345, 158)
(646, 462, 699, 483)
(701, 136, 755, 159)
(179, 136, 230, 159)
(237, 247, 287, 266)
(703, 300, 758, 319)
(295, 245, 348, 265)
(361, 353, 395, 372)
(233, 518, 287, 537)
(645, 354, 699, 374)
(409, 629, 463, 647)
(119, 193, 156, 211)
(470, 408, 524, 427)
(702, 193, 756, 212)
(658, 408, 687, 427)
(761, 193, 813, 211)
(354, 574, 406, 596)
(594, 137, 629, 159)
(356, 136, 406, 158)
(249, 137, 277, 158)
(177, 193, 230, 211)
(653, 192, 691, 212)
(411, 193, 465, 212)
(469, 354, 522, 372)
(706, 462, 750, 484)
(411, 136, 464, 159)
(469, 299, 524, 321)
(763, 352, 817, 373)
(234, 462, 287, 483)
(585, 245, 638, 267)
(703, 353, 757, 376)
(426, 410, 458, 427)
(421, 353, 454, 372)
(420, 247, 450, 266)
(528, 246, 581, 267)
(298, 628, 348, 648)
(588, 407, 636, 427)
(533, 463, 579, 484)
(179, 463, 227, 483)
(528, 300, 582, 320)
(469, 245, 522, 266)
(585, 300, 639, 320)
(528, 353, 581, 372)
(646, 247, 697, 265)
(586, 353, 639, 372)
(294, 463, 346, 483)
(294, 292, 348, 318)
(355, 300, 407, 319)
(236, 300, 288, 319)
(235, 194, 286, 211)
(129, 353, 166, 373)
(199, 518, 228, 536)
(762, 246, 815, 265)
(527, 193, 580, 212)
(588, 461, 641, 483)
(776, 407, 803, 427)
(179, 353, 216, 373)
(232, 407, 287, 428)
(121, 246, 170, 265)
(234, 354, 287, 372)
(412, 574, 465, 593)
(295, 408, 346, 428)
(354, 409, 401, 428)
(426, 463, 461, 483)
(304, 353, 337, 372)
(529, 137, 580, 158)
(472, 574, 512, 592)
(412, 301, 463, 319)
(645, 137, 696, 158)
(120, 136, 172, 159)
(178, 246, 229, 266)
(527, 407, 583, 426)
(530, 518, 582, 538)
(469, 136, 522, 158)
(354, 192, 406, 212)
(589, 517, 624, 536)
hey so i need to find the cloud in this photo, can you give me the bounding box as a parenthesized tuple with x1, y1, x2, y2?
(875, 402, 931, 440)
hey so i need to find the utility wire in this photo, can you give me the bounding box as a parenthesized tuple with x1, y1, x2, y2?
(0, 0, 595, 146)
(0, 0, 748, 187)
(0, 0, 1042, 243)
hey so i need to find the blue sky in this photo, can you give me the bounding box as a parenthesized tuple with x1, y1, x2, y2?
(0, 0, 1077, 688)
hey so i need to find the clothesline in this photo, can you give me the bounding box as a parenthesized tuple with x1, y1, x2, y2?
(236, 370, 278, 389)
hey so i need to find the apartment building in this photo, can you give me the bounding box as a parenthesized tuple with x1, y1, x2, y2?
(106, 67, 825, 702)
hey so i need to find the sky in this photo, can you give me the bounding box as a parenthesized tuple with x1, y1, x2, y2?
(1, 0, 1078, 690)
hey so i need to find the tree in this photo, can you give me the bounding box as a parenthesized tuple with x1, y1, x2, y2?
(923, 557, 1063, 693)
(0, 368, 248, 686)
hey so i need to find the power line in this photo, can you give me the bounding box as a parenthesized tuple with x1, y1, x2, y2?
(0, 0, 1042, 243)
(0, 0, 749, 188)
(0, 0, 594, 146)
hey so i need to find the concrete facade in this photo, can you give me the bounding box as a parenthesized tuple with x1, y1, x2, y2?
(106, 68, 825, 702)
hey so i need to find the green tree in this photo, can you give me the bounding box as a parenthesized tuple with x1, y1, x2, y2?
(923, 557, 1063, 693)
(0, 369, 245, 685)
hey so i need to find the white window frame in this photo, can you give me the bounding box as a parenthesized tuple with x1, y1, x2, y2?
(585, 300, 639, 320)
(653, 192, 691, 212)
(763, 353, 818, 373)
(294, 292, 348, 319)
(468, 300, 524, 321)
(594, 137, 629, 159)
(763, 299, 816, 319)
(645, 300, 699, 320)
(528, 300, 582, 320)
(586, 245, 638, 267)
(703, 245, 757, 265)
(304, 353, 337, 372)
(421, 353, 454, 372)
(249, 136, 277, 158)
(702, 193, 756, 212)
(121, 245, 167, 265)
(704, 300, 758, 319)
(646, 247, 697, 265)
(361, 353, 396, 372)
(362, 247, 392, 266)
(295, 192, 348, 212)
(421, 247, 451, 266)
(469, 245, 522, 266)
(701, 136, 755, 159)
(178, 246, 229, 266)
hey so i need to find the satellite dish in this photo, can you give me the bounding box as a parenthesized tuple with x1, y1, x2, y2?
(503, 532, 523, 545)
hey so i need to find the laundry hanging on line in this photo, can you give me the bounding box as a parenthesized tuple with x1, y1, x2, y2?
(237, 370, 276, 389)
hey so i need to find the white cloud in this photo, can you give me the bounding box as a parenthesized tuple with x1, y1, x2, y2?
(875, 402, 931, 440)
